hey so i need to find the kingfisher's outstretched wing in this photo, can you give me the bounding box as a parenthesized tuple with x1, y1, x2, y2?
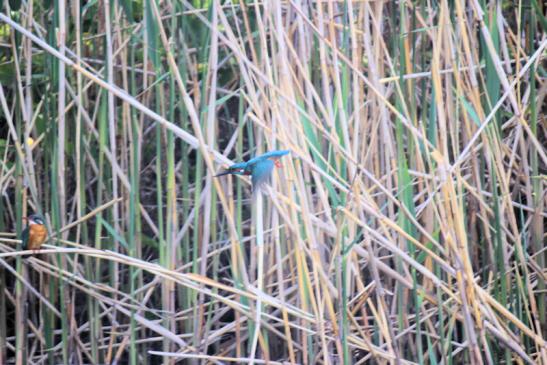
(251, 159, 275, 196)
(260, 150, 290, 160)
(247, 150, 290, 166)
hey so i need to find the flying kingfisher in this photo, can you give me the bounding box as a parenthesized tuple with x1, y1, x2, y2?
(22, 214, 48, 252)
(215, 150, 290, 194)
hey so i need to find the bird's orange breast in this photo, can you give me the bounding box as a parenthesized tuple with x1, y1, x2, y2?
(28, 225, 47, 250)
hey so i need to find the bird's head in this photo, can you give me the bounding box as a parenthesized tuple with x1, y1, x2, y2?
(24, 214, 45, 226)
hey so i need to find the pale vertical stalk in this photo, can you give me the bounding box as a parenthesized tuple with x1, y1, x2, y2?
(165, 125, 176, 365)
(128, 45, 140, 365)
(73, 0, 85, 361)
(104, 0, 118, 222)
(198, 0, 219, 353)
(140, 15, 151, 362)
(103, 2, 121, 360)
(55, 1, 70, 362)
(250, 192, 264, 364)
(24, 1, 33, 140)
(165, 7, 178, 360)
(57, 0, 66, 229)
(74, 0, 82, 244)
(103, 0, 119, 248)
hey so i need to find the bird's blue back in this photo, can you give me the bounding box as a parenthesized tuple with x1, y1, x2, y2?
(246, 150, 290, 166)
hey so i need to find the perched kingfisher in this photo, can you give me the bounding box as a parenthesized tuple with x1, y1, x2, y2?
(22, 214, 48, 252)
(215, 150, 290, 194)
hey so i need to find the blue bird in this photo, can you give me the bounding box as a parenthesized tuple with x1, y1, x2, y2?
(215, 150, 290, 194)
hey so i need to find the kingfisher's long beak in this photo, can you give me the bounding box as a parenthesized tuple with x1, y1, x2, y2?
(215, 170, 233, 177)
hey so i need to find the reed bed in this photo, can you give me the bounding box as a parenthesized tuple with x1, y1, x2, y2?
(0, 1, 545, 364)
